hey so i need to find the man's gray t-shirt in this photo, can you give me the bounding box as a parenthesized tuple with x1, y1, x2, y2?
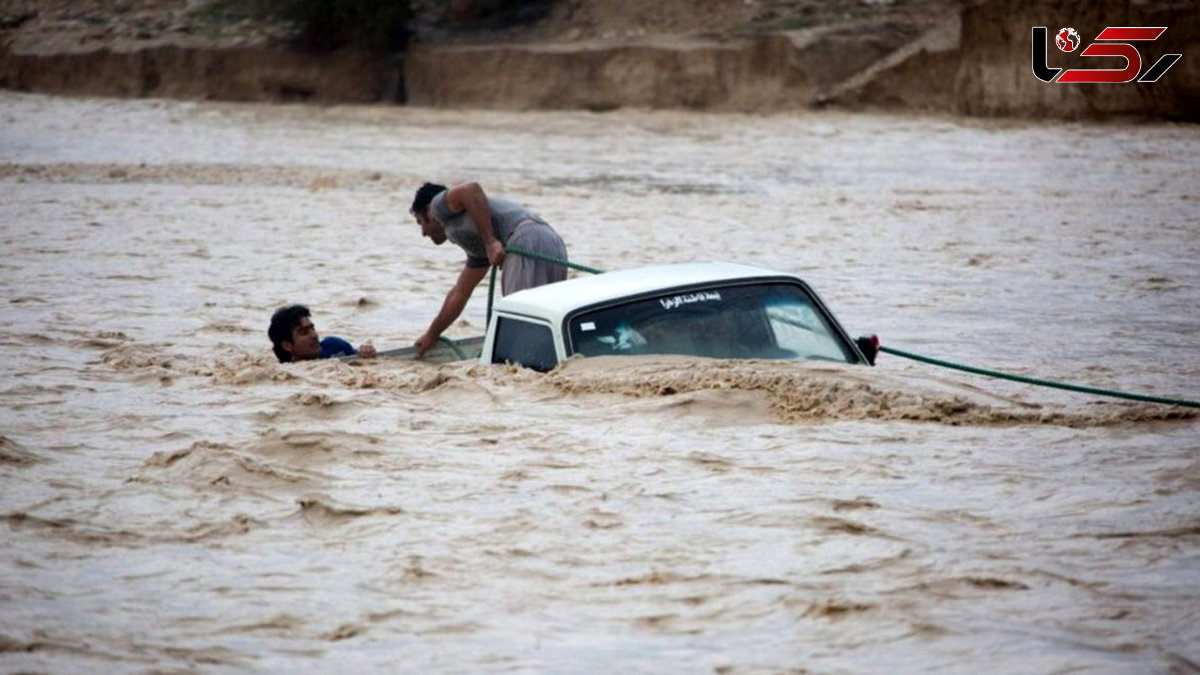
(430, 192, 548, 268)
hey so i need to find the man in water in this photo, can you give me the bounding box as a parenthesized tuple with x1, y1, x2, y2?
(409, 181, 568, 357)
(268, 304, 376, 363)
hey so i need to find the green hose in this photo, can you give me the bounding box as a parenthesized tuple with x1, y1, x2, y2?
(505, 245, 604, 275)
(485, 245, 603, 326)
(437, 336, 467, 360)
(485, 265, 498, 328)
(879, 345, 1200, 409)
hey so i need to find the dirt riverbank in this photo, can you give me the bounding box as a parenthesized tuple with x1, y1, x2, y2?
(1, 0, 1197, 120)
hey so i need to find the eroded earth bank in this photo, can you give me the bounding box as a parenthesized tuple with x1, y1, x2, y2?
(1, 0, 1197, 119)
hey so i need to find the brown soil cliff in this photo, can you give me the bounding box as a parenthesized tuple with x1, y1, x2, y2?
(1, 0, 1196, 120)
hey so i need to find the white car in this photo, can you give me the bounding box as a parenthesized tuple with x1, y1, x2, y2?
(401, 262, 878, 371)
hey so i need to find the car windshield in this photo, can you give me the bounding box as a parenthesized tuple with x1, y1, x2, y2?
(567, 282, 857, 363)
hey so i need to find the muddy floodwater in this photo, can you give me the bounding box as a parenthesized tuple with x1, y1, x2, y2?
(1, 92, 1198, 673)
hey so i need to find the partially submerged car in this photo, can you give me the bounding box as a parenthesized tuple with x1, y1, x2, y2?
(393, 262, 878, 371)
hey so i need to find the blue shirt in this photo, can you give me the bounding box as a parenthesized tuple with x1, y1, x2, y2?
(320, 336, 356, 359)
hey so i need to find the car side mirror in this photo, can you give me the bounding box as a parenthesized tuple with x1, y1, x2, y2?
(856, 334, 879, 366)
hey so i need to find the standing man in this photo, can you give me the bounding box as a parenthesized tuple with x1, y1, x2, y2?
(409, 181, 568, 357)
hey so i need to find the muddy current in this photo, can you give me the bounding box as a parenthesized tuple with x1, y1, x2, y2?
(1, 92, 1198, 673)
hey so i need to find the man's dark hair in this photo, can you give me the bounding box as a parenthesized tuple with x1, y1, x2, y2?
(411, 182, 447, 215)
(268, 304, 311, 363)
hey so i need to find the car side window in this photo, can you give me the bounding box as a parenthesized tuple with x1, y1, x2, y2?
(491, 317, 558, 372)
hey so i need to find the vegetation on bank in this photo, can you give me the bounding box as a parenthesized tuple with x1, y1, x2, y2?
(193, 0, 410, 51)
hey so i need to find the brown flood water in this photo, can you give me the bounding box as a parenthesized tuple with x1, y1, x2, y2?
(1, 92, 1198, 673)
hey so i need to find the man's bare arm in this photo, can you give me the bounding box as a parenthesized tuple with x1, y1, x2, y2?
(446, 182, 505, 267)
(415, 263, 489, 357)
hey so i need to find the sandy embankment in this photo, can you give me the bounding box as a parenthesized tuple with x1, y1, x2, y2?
(407, 0, 1200, 119)
(0, 26, 400, 102)
(1, 0, 1197, 119)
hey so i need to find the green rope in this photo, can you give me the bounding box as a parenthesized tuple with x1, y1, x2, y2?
(879, 345, 1200, 409)
(505, 245, 605, 275)
(437, 335, 467, 360)
(478, 247, 1197, 409)
(485, 265, 498, 327)
(485, 245, 605, 326)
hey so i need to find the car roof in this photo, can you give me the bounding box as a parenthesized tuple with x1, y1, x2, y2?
(493, 261, 799, 325)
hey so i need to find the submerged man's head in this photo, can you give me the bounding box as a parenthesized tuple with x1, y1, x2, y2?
(268, 304, 321, 362)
